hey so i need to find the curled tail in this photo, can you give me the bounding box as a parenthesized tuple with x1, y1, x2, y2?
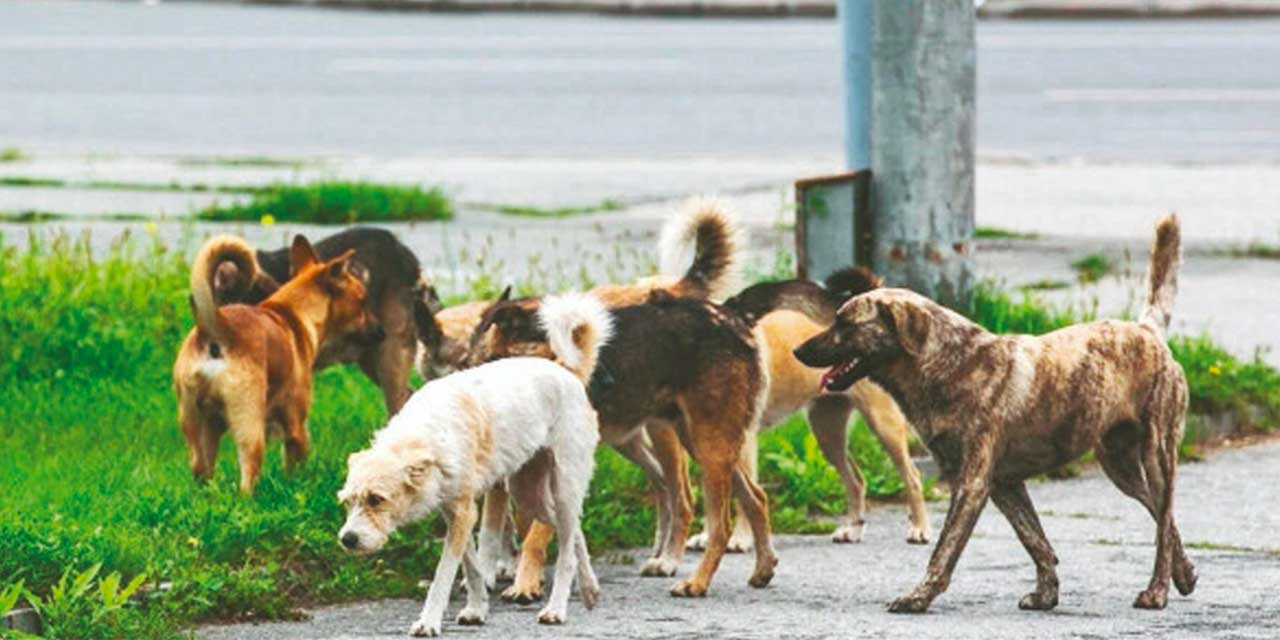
(658, 197, 741, 301)
(1140, 214, 1181, 333)
(190, 235, 258, 344)
(539, 292, 614, 383)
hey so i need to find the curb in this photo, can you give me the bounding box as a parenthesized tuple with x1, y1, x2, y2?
(201, 0, 1280, 18)
(1, 608, 41, 636)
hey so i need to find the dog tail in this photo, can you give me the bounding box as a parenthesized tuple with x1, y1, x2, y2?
(190, 235, 258, 344)
(1140, 214, 1181, 333)
(659, 197, 741, 301)
(823, 266, 882, 303)
(411, 275, 445, 354)
(539, 292, 614, 384)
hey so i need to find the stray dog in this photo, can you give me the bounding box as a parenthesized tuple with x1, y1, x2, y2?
(470, 290, 777, 599)
(337, 293, 610, 636)
(795, 215, 1195, 612)
(210, 227, 426, 413)
(174, 235, 376, 494)
(684, 267, 931, 552)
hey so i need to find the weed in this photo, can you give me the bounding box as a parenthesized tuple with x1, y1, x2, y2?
(1228, 242, 1280, 260)
(487, 199, 624, 218)
(0, 176, 263, 195)
(197, 182, 453, 224)
(975, 226, 1039, 240)
(1018, 278, 1071, 292)
(176, 156, 310, 169)
(0, 147, 27, 162)
(1070, 252, 1114, 284)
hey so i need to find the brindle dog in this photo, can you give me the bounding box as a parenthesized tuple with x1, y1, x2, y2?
(795, 215, 1195, 613)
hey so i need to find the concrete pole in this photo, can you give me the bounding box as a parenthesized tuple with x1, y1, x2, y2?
(869, 0, 976, 309)
(840, 0, 872, 171)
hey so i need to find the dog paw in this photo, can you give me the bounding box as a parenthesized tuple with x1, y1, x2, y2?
(1174, 562, 1198, 596)
(580, 583, 601, 610)
(685, 532, 708, 552)
(726, 534, 753, 553)
(408, 619, 441, 637)
(1133, 588, 1168, 610)
(1018, 591, 1058, 611)
(831, 523, 865, 544)
(906, 524, 931, 545)
(888, 594, 931, 614)
(455, 606, 488, 626)
(493, 560, 518, 585)
(640, 557, 679, 577)
(669, 580, 708, 598)
(536, 607, 566, 625)
(501, 583, 544, 604)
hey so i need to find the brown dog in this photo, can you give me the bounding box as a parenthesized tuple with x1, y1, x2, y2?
(795, 215, 1195, 612)
(174, 235, 376, 494)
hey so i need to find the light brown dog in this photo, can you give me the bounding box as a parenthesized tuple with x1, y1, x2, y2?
(173, 235, 375, 494)
(795, 215, 1195, 612)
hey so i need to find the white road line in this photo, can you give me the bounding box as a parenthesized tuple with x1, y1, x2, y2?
(1045, 88, 1280, 103)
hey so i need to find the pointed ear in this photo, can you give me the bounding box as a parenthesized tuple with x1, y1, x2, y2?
(290, 235, 320, 276)
(423, 284, 443, 316)
(496, 285, 512, 303)
(883, 299, 932, 358)
(326, 249, 357, 280)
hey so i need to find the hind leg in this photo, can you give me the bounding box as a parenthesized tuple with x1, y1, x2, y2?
(808, 395, 866, 544)
(646, 421, 693, 575)
(478, 484, 518, 589)
(358, 334, 414, 415)
(281, 404, 311, 470)
(537, 453, 595, 624)
(991, 481, 1059, 610)
(225, 398, 267, 495)
(671, 452, 734, 598)
(505, 455, 556, 604)
(731, 463, 777, 588)
(689, 429, 757, 554)
(180, 399, 222, 483)
(851, 382, 931, 544)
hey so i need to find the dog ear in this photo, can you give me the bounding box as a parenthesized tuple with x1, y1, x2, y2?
(404, 456, 435, 489)
(290, 235, 321, 276)
(496, 286, 512, 303)
(883, 299, 932, 358)
(324, 249, 357, 280)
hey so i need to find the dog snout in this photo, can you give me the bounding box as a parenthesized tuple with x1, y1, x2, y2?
(341, 531, 360, 550)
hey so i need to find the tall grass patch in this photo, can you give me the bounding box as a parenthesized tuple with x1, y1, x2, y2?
(197, 182, 453, 224)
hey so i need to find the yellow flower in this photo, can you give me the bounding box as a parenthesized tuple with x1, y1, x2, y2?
(261, 214, 276, 227)
(144, 221, 158, 235)
(187, 536, 201, 548)
(1208, 364, 1222, 377)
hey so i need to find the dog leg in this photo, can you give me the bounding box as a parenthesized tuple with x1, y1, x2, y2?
(226, 400, 266, 495)
(537, 467, 587, 625)
(808, 395, 866, 544)
(686, 430, 754, 554)
(890, 448, 992, 614)
(505, 457, 556, 604)
(282, 407, 311, 470)
(991, 481, 1059, 610)
(646, 422, 692, 576)
(573, 529, 601, 610)
(1097, 428, 1197, 598)
(478, 484, 517, 590)
(411, 498, 477, 637)
(671, 455, 733, 598)
(180, 402, 221, 482)
(1134, 384, 1188, 611)
(852, 382, 932, 544)
(455, 536, 490, 626)
(615, 432, 684, 575)
(731, 463, 777, 589)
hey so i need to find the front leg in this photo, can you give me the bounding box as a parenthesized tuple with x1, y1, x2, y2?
(889, 441, 993, 614)
(411, 498, 478, 637)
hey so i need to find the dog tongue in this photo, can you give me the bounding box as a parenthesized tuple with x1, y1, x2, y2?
(819, 368, 837, 392)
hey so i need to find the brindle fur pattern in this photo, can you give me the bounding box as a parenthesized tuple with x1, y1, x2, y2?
(794, 215, 1193, 614)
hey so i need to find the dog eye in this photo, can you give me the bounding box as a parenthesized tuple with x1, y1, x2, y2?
(365, 494, 385, 508)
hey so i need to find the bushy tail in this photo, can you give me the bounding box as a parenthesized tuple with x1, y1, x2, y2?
(190, 235, 258, 344)
(1140, 214, 1181, 333)
(823, 266, 882, 302)
(411, 275, 445, 353)
(539, 292, 614, 383)
(658, 197, 741, 301)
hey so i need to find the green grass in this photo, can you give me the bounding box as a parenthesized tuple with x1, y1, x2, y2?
(197, 182, 453, 224)
(1070, 252, 1115, 284)
(486, 199, 625, 218)
(0, 234, 911, 638)
(0, 147, 28, 162)
(176, 156, 311, 169)
(975, 226, 1039, 240)
(1017, 278, 1072, 292)
(0, 176, 263, 195)
(0, 210, 150, 223)
(1228, 242, 1280, 260)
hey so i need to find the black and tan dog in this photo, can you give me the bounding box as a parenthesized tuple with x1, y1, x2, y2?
(174, 235, 377, 494)
(210, 227, 425, 413)
(795, 215, 1195, 612)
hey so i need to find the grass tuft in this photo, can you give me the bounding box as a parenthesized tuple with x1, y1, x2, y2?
(1070, 252, 1114, 284)
(0, 147, 28, 162)
(197, 182, 453, 224)
(975, 226, 1039, 240)
(488, 199, 625, 218)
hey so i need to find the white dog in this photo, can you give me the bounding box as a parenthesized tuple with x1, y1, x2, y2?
(338, 292, 612, 636)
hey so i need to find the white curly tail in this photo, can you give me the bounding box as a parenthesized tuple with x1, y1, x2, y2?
(538, 292, 614, 383)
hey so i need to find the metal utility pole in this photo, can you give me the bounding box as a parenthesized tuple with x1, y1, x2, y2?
(868, 0, 976, 308)
(840, 0, 872, 171)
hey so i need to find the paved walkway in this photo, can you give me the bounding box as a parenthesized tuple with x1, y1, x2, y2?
(199, 439, 1280, 639)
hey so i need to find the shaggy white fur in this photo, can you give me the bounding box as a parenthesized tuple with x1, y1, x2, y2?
(657, 197, 742, 300)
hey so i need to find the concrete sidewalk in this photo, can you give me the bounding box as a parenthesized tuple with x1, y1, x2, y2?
(183, 0, 1280, 18)
(198, 439, 1280, 640)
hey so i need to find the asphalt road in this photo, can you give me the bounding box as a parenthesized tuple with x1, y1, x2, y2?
(199, 439, 1280, 639)
(2, 1, 1279, 162)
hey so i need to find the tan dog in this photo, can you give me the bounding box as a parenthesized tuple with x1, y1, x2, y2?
(795, 215, 1195, 612)
(173, 235, 375, 494)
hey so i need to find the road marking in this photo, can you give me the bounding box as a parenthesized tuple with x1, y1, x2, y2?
(1045, 88, 1280, 103)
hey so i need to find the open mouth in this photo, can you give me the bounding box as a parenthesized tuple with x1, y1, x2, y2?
(819, 358, 868, 393)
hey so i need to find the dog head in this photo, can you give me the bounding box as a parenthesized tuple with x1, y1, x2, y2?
(285, 235, 381, 345)
(793, 288, 938, 393)
(337, 444, 443, 555)
(465, 288, 554, 368)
